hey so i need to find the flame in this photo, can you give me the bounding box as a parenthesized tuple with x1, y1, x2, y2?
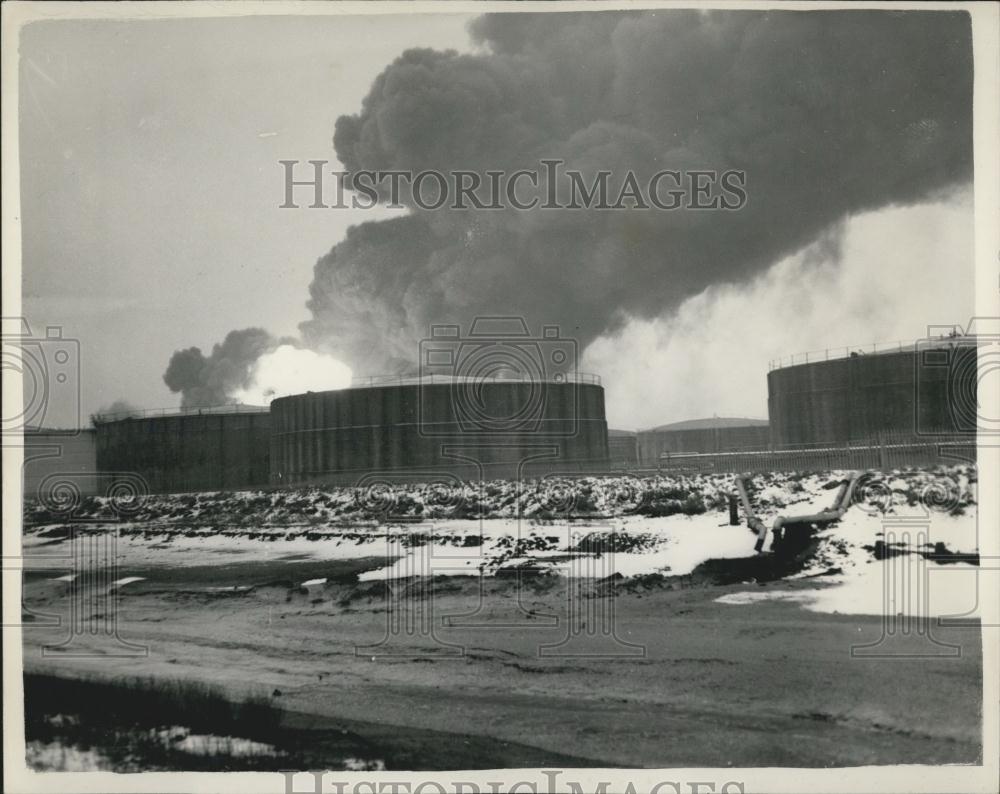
(232, 345, 352, 405)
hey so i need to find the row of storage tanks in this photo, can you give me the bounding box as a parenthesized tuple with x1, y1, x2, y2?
(24, 341, 979, 496)
(81, 380, 612, 494)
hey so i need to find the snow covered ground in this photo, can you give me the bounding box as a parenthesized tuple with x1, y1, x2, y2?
(720, 467, 981, 618)
(22, 465, 979, 619)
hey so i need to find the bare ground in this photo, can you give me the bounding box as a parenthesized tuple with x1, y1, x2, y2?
(21, 558, 983, 769)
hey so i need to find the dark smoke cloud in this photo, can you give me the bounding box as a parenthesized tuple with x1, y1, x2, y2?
(303, 10, 972, 372)
(163, 328, 289, 408)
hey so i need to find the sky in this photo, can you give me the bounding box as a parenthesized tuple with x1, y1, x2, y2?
(18, 14, 473, 424)
(17, 11, 975, 430)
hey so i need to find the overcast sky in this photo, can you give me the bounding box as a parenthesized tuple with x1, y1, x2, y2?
(18, 12, 975, 429)
(19, 14, 474, 424)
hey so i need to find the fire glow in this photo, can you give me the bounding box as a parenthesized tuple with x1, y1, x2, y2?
(232, 345, 352, 405)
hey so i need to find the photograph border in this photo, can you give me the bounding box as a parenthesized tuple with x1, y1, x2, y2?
(2, 2, 998, 793)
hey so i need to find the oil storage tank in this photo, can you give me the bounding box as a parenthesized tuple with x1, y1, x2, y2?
(767, 339, 979, 447)
(637, 418, 770, 466)
(269, 376, 609, 485)
(607, 429, 639, 467)
(94, 406, 270, 494)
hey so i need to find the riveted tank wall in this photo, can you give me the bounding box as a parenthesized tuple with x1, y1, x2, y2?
(95, 412, 271, 494)
(636, 424, 771, 465)
(269, 382, 610, 485)
(767, 346, 977, 447)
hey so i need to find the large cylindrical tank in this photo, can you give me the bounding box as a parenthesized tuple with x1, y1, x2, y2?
(636, 418, 770, 465)
(767, 343, 978, 447)
(94, 408, 271, 494)
(270, 378, 609, 485)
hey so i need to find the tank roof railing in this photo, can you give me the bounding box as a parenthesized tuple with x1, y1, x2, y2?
(768, 332, 974, 372)
(349, 372, 603, 388)
(91, 403, 269, 424)
(91, 373, 603, 423)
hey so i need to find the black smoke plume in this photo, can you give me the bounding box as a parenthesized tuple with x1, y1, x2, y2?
(303, 10, 972, 372)
(163, 328, 288, 408)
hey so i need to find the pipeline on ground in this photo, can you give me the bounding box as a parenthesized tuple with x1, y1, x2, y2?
(734, 470, 865, 553)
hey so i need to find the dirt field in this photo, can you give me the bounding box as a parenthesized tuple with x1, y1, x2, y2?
(21, 557, 982, 769)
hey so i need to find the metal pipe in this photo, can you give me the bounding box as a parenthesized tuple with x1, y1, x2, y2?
(736, 470, 864, 553)
(771, 470, 864, 539)
(735, 474, 769, 551)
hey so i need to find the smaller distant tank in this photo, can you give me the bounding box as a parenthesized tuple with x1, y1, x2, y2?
(636, 417, 770, 466)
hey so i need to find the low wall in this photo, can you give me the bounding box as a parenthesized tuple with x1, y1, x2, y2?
(22, 429, 100, 499)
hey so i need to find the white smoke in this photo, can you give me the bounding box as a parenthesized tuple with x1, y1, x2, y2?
(231, 345, 353, 405)
(585, 190, 974, 430)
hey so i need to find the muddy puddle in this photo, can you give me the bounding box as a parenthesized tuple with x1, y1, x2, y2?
(23, 673, 597, 771)
(23, 673, 386, 772)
